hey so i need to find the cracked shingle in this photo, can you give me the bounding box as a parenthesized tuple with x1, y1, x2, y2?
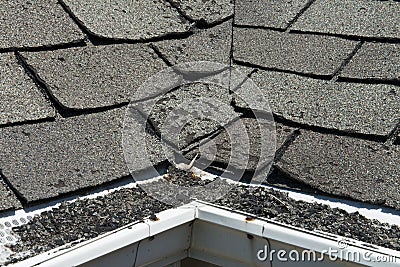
(169, 0, 233, 25)
(0, 180, 21, 212)
(0, 0, 84, 49)
(21, 44, 170, 109)
(0, 53, 55, 126)
(233, 28, 358, 77)
(61, 0, 191, 40)
(137, 82, 235, 150)
(153, 20, 232, 66)
(277, 131, 400, 210)
(0, 108, 164, 203)
(235, 68, 400, 136)
(235, 0, 309, 29)
(340, 42, 400, 82)
(186, 119, 293, 174)
(292, 0, 400, 39)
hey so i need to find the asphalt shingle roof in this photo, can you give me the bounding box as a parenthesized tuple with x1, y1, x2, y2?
(236, 68, 400, 137)
(0, 0, 399, 260)
(277, 130, 400, 209)
(20, 44, 168, 109)
(340, 42, 400, 82)
(235, 0, 309, 29)
(0, 180, 21, 211)
(153, 20, 232, 65)
(0, 108, 129, 203)
(0, 53, 55, 125)
(291, 0, 400, 39)
(233, 28, 359, 77)
(60, 0, 191, 40)
(169, 0, 233, 25)
(0, 0, 84, 50)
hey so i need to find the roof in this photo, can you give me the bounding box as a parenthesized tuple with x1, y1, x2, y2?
(0, 0, 399, 263)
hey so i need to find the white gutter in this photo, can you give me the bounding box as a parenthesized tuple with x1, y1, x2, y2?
(8, 201, 400, 267)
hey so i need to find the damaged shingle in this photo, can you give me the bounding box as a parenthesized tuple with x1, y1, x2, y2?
(233, 28, 359, 77)
(153, 20, 232, 66)
(136, 82, 235, 149)
(292, 0, 400, 39)
(340, 42, 400, 82)
(235, 68, 400, 137)
(21, 44, 171, 109)
(0, 53, 55, 126)
(0, 0, 85, 49)
(277, 130, 400, 210)
(169, 0, 234, 25)
(61, 0, 191, 40)
(235, 0, 309, 29)
(185, 119, 294, 176)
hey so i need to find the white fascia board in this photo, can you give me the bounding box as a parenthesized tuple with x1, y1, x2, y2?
(145, 205, 196, 236)
(195, 202, 264, 236)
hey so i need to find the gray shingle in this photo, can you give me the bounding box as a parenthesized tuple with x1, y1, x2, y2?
(0, 0, 84, 49)
(340, 42, 400, 82)
(233, 28, 358, 77)
(0, 53, 55, 126)
(277, 131, 400, 210)
(0, 108, 164, 203)
(21, 44, 169, 109)
(292, 0, 400, 39)
(169, 0, 233, 25)
(235, 0, 309, 29)
(235, 68, 400, 136)
(61, 0, 191, 40)
(186, 119, 293, 173)
(137, 82, 235, 150)
(0, 180, 21, 212)
(153, 20, 232, 66)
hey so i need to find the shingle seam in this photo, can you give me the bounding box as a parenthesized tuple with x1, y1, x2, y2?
(386, 118, 400, 145)
(233, 59, 333, 80)
(289, 29, 400, 43)
(232, 24, 286, 32)
(13, 51, 56, 108)
(228, 0, 236, 92)
(0, 39, 86, 54)
(149, 44, 174, 67)
(337, 77, 400, 87)
(164, 0, 196, 23)
(0, 171, 28, 206)
(331, 41, 364, 81)
(273, 129, 301, 162)
(0, 117, 55, 129)
(15, 51, 131, 118)
(233, 60, 400, 101)
(265, 167, 325, 194)
(58, 0, 96, 40)
(233, 103, 388, 143)
(285, 0, 317, 31)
